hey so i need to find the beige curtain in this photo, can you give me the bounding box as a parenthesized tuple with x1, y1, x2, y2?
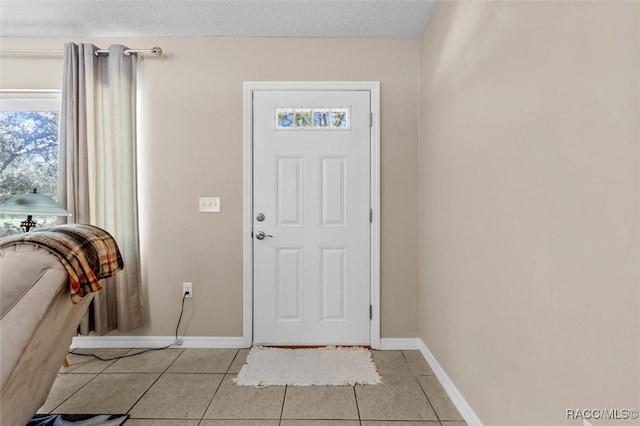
(59, 43, 144, 334)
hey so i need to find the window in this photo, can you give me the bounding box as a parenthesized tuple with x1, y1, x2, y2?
(0, 91, 61, 237)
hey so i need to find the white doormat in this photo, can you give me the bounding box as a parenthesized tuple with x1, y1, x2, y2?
(233, 346, 382, 387)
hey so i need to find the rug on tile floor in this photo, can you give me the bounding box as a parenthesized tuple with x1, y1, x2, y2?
(234, 346, 382, 386)
(27, 414, 128, 425)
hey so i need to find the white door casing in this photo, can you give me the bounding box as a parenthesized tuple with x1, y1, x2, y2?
(243, 81, 380, 348)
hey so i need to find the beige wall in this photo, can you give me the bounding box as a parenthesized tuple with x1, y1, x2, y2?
(419, 1, 639, 425)
(0, 37, 420, 338)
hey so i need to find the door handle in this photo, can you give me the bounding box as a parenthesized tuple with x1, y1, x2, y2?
(255, 231, 273, 240)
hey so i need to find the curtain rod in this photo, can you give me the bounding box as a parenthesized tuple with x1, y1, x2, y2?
(0, 47, 163, 57)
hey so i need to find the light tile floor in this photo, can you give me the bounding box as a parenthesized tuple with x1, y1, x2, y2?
(39, 348, 467, 426)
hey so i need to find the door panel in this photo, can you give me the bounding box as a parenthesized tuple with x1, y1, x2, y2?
(275, 246, 303, 322)
(276, 156, 303, 227)
(252, 90, 371, 346)
(321, 247, 348, 322)
(321, 156, 348, 227)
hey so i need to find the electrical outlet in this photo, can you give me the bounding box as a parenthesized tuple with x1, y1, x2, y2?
(182, 282, 192, 298)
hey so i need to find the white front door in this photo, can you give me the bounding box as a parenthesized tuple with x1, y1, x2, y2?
(252, 89, 371, 346)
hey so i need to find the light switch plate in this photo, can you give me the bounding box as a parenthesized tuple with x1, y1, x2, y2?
(199, 197, 220, 213)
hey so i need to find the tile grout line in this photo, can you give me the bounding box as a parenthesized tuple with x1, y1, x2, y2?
(171, 348, 239, 422)
(402, 349, 444, 423)
(46, 372, 100, 414)
(226, 348, 243, 374)
(279, 385, 288, 424)
(199, 370, 236, 421)
(124, 347, 184, 417)
(47, 347, 131, 414)
(352, 385, 363, 426)
(416, 376, 442, 423)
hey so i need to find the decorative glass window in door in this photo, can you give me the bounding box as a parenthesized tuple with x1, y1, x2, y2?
(276, 108, 350, 130)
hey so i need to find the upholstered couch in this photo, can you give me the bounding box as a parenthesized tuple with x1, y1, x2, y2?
(0, 242, 94, 426)
(0, 224, 122, 425)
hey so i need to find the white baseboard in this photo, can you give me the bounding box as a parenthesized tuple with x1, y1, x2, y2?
(416, 339, 484, 426)
(71, 335, 246, 349)
(73, 337, 416, 351)
(379, 337, 422, 350)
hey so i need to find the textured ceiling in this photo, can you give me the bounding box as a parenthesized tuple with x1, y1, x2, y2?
(0, 0, 437, 38)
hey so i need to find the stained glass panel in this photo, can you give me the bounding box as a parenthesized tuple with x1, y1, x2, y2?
(313, 110, 330, 127)
(294, 110, 312, 128)
(330, 109, 349, 128)
(277, 109, 294, 128)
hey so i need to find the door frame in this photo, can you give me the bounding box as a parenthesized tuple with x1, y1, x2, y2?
(242, 81, 381, 349)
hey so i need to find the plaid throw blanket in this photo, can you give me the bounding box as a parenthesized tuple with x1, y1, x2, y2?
(0, 224, 123, 302)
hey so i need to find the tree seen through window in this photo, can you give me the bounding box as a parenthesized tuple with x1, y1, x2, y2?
(0, 93, 60, 237)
